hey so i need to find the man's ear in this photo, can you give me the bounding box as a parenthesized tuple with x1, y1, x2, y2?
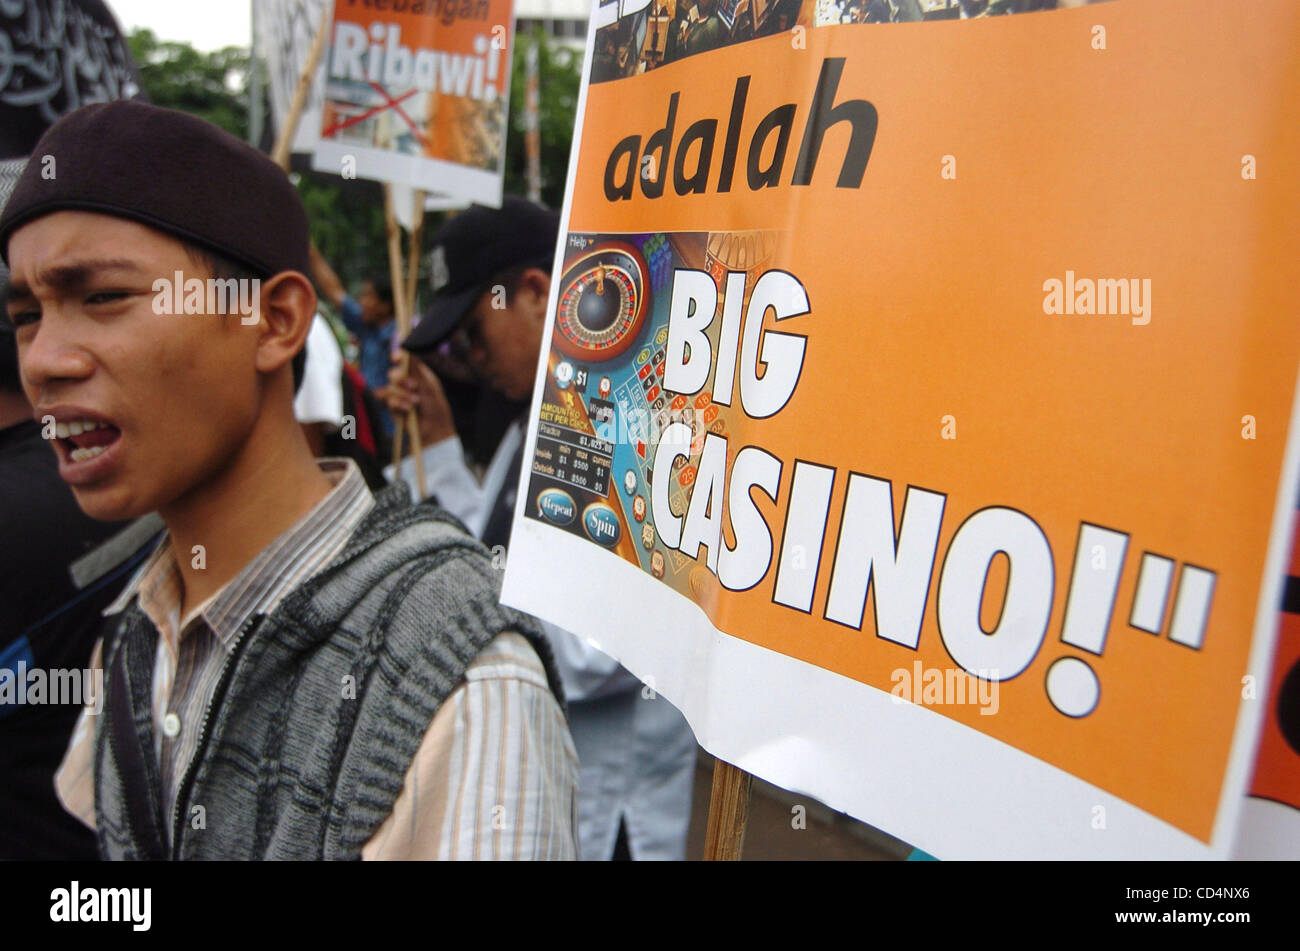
(519, 268, 551, 318)
(254, 271, 317, 379)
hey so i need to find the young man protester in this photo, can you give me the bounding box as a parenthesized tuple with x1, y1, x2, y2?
(0, 101, 578, 860)
(388, 199, 699, 860)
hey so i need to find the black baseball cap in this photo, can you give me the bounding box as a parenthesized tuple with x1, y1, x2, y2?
(403, 196, 559, 352)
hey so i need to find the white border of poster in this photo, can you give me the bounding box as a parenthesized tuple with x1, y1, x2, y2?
(312, 140, 504, 208)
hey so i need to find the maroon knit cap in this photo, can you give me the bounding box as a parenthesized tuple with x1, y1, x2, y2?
(0, 99, 310, 279)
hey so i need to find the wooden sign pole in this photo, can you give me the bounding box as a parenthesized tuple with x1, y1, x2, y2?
(404, 190, 427, 327)
(703, 758, 754, 861)
(384, 183, 407, 473)
(403, 188, 428, 489)
(269, 6, 331, 171)
(383, 182, 427, 498)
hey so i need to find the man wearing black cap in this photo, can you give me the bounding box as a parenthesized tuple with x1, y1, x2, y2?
(391, 197, 558, 543)
(389, 199, 699, 861)
(0, 101, 578, 860)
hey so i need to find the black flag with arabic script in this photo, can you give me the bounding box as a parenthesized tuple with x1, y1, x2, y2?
(0, 0, 144, 159)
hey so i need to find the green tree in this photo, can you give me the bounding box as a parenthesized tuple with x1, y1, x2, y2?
(126, 29, 251, 138)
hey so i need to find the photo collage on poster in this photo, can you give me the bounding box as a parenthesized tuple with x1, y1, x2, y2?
(523, 230, 781, 609)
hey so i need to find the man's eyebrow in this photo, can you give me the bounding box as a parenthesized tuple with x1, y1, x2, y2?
(32, 258, 147, 292)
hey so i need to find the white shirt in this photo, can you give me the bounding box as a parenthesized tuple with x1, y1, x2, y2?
(293, 314, 345, 428)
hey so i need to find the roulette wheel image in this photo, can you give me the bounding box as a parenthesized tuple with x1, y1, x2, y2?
(705, 230, 779, 273)
(555, 241, 651, 363)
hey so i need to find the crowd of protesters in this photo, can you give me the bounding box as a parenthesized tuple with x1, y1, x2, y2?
(0, 86, 698, 860)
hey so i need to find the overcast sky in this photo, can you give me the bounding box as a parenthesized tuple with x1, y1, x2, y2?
(108, 0, 253, 52)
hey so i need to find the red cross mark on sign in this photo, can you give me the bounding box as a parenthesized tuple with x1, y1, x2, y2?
(322, 82, 428, 148)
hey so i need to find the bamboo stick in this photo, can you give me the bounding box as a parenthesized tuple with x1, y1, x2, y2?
(270, 5, 331, 171)
(703, 758, 754, 861)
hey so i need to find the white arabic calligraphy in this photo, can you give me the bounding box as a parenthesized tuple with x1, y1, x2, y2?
(0, 0, 139, 128)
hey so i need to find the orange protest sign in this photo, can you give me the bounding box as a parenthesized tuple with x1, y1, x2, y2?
(503, 0, 1300, 857)
(311, 0, 514, 204)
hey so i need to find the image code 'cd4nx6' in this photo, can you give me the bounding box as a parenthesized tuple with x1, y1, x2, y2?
(555, 241, 650, 363)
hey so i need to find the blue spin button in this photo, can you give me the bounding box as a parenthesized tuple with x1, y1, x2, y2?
(582, 502, 622, 547)
(537, 488, 576, 526)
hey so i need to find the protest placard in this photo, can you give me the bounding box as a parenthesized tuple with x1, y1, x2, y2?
(310, 0, 515, 205)
(501, 0, 1300, 858)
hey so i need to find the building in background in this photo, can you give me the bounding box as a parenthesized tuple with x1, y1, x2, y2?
(516, 0, 590, 47)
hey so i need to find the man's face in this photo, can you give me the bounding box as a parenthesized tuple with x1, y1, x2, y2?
(5, 211, 264, 522)
(458, 285, 544, 402)
(358, 281, 392, 328)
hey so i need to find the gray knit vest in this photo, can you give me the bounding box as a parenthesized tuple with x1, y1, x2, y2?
(92, 483, 563, 860)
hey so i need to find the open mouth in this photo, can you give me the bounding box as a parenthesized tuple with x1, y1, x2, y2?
(56, 418, 120, 460)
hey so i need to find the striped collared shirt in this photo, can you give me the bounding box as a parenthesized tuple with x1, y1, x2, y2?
(56, 458, 579, 859)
